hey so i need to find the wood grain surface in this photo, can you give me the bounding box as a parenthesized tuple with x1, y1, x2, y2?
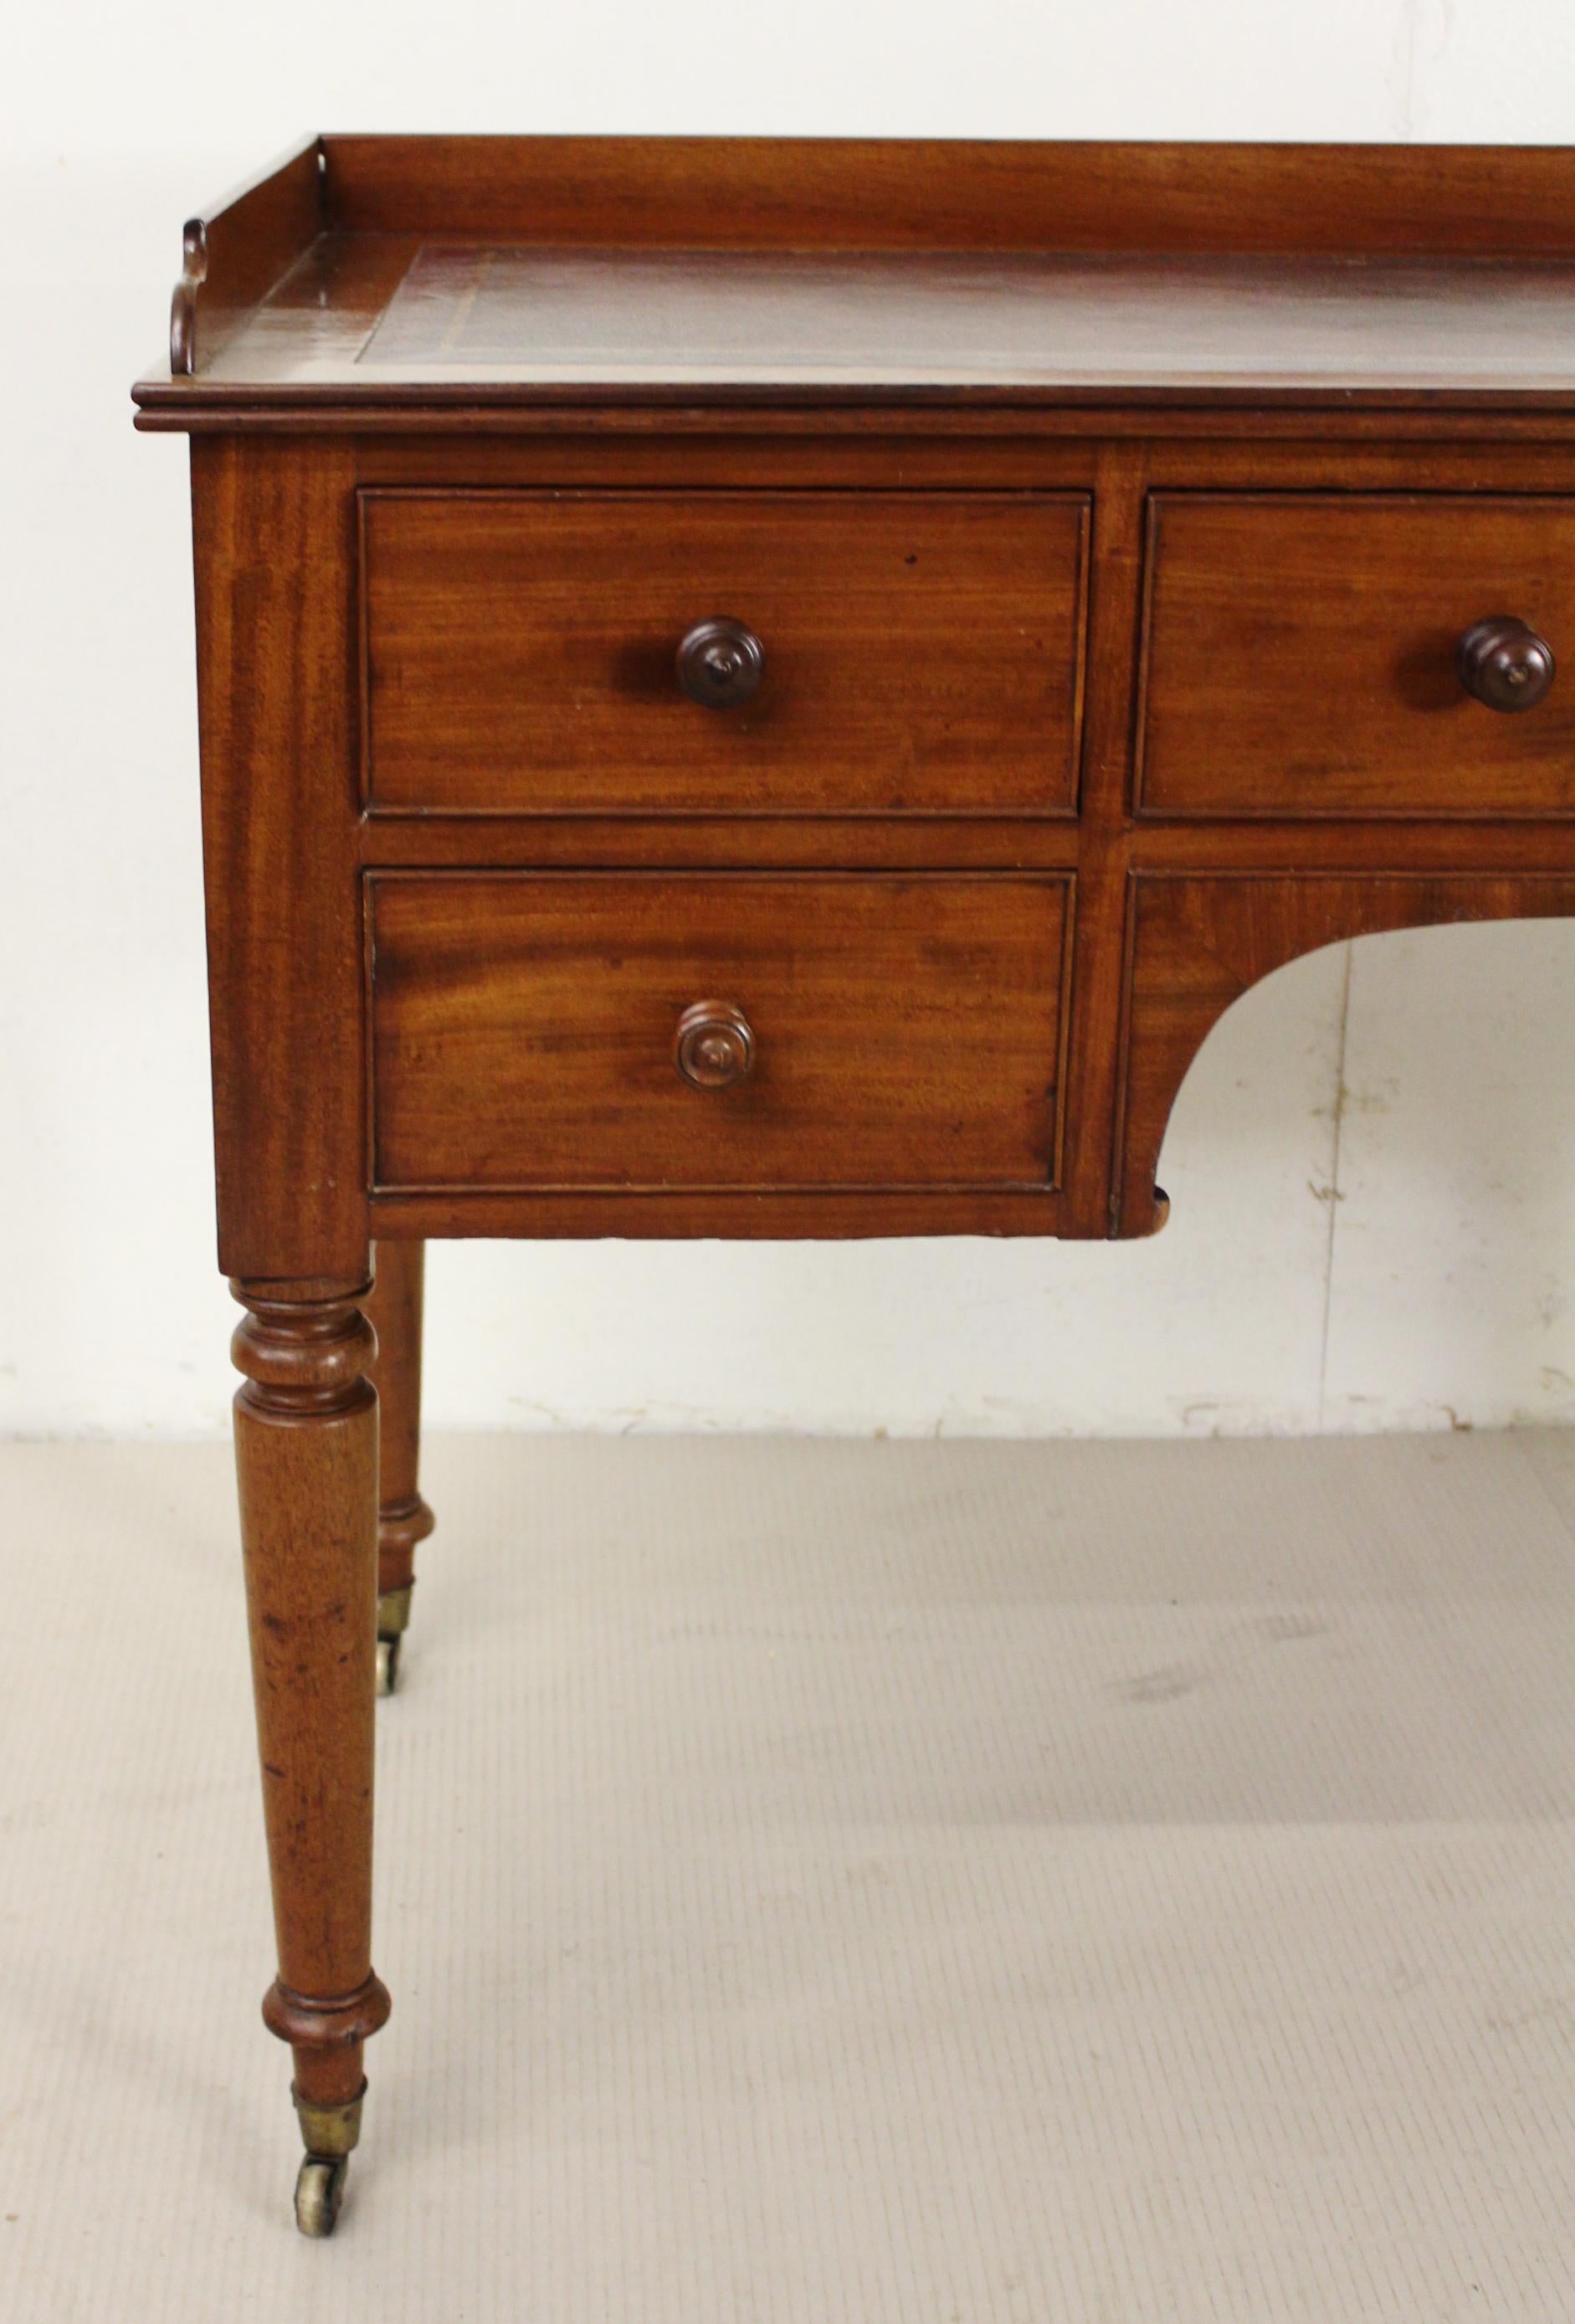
(361, 490, 1087, 817)
(1138, 494, 1575, 818)
(321, 136, 1575, 258)
(191, 436, 369, 1281)
(232, 1280, 389, 2111)
(368, 873, 1071, 1194)
(365, 1241, 435, 1608)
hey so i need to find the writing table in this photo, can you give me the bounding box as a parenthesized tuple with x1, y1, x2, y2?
(134, 133, 1575, 2234)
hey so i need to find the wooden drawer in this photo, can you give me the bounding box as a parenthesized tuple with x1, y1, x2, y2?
(368, 873, 1071, 1193)
(1136, 494, 1575, 818)
(360, 490, 1088, 818)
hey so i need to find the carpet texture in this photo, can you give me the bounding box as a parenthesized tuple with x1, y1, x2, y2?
(3, 1429, 1574, 2320)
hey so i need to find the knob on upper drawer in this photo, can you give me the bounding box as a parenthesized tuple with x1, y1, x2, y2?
(674, 1001, 757, 1090)
(675, 617, 766, 708)
(1455, 615, 1556, 713)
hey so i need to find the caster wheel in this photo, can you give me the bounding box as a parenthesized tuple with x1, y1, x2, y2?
(295, 2153, 348, 2237)
(376, 1634, 402, 1696)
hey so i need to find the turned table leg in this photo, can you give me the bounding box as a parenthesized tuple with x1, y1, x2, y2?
(231, 1278, 392, 2237)
(365, 1239, 437, 1696)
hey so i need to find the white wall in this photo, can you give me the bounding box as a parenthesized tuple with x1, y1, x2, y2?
(4, 2, 1575, 1440)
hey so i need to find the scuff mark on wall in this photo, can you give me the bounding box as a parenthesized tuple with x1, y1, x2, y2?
(1315, 946, 1356, 1427)
(1390, 0, 1458, 136)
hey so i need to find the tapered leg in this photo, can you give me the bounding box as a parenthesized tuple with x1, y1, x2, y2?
(232, 1277, 392, 2237)
(365, 1239, 436, 1696)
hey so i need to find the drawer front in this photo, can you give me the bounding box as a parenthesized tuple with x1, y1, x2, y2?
(1137, 494, 1575, 818)
(369, 874, 1071, 1193)
(361, 490, 1088, 818)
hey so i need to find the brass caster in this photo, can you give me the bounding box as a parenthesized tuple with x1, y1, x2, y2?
(295, 2152, 348, 2237)
(376, 1584, 413, 1697)
(376, 1634, 402, 1696)
(290, 2077, 363, 2234)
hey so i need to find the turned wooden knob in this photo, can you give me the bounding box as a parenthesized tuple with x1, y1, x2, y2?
(1455, 615, 1555, 712)
(676, 617, 765, 708)
(674, 1001, 756, 1089)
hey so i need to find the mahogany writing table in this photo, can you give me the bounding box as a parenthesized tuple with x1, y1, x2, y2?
(134, 133, 1575, 2234)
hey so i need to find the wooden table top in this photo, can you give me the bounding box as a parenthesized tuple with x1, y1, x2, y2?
(132, 135, 1575, 423)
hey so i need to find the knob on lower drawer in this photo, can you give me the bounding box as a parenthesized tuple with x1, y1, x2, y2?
(676, 617, 766, 708)
(674, 1001, 756, 1090)
(1455, 615, 1556, 711)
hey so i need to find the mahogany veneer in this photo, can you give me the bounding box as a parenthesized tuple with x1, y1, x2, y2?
(134, 133, 1575, 2236)
(368, 871, 1070, 1193)
(361, 490, 1089, 817)
(1138, 494, 1575, 818)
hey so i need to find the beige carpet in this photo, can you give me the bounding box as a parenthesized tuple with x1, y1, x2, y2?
(3, 1429, 1575, 2321)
